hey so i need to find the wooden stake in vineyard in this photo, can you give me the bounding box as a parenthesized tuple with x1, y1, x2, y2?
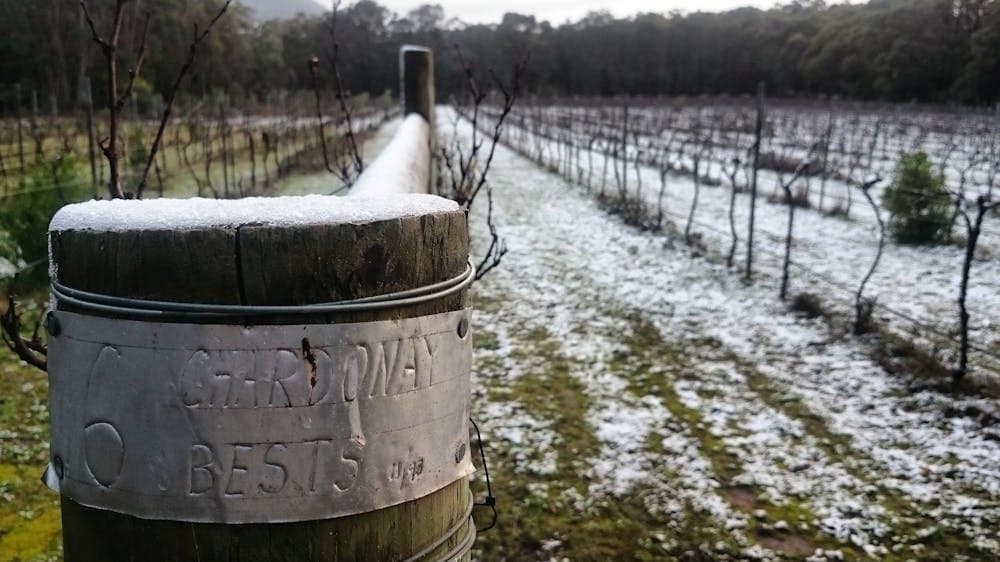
(15, 83, 25, 185)
(745, 82, 765, 281)
(83, 76, 98, 196)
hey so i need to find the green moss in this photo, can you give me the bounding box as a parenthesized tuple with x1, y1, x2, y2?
(508, 331, 599, 480)
(474, 328, 500, 351)
(644, 431, 665, 456)
(742, 370, 855, 459)
(0, 296, 61, 561)
(472, 293, 504, 314)
(0, 464, 61, 561)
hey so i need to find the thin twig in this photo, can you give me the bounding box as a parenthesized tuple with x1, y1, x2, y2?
(0, 277, 47, 371)
(117, 12, 151, 113)
(325, 0, 364, 183)
(136, 0, 232, 198)
(855, 177, 884, 334)
(80, 0, 130, 198)
(308, 55, 338, 177)
(475, 184, 508, 281)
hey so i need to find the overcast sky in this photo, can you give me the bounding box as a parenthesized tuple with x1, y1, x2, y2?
(340, 1, 809, 24)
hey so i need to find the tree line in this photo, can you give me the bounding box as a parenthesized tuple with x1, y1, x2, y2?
(1, 0, 999, 114)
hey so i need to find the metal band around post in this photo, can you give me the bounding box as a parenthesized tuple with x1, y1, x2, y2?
(50, 262, 474, 322)
(44, 309, 475, 524)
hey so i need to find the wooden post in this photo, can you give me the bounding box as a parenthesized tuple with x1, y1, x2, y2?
(621, 104, 628, 199)
(14, 84, 25, 181)
(84, 77, 98, 195)
(401, 46, 434, 126)
(31, 89, 41, 161)
(745, 82, 765, 282)
(818, 101, 833, 213)
(47, 47, 476, 562)
(130, 92, 139, 124)
(246, 116, 257, 191)
(219, 96, 230, 197)
(401, 45, 434, 192)
(49, 199, 474, 561)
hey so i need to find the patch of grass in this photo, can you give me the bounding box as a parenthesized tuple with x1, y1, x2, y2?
(473, 323, 674, 560)
(509, 359, 599, 476)
(0, 463, 61, 561)
(615, 315, 850, 559)
(742, 370, 854, 459)
(474, 328, 500, 351)
(790, 292, 827, 319)
(869, 326, 968, 393)
(767, 185, 813, 209)
(596, 192, 651, 229)
(472, 292, 504, 314)
(727, 342, 992, 560)
(469, 286, 994, 560)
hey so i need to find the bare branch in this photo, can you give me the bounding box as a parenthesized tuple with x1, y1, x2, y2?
(439, 48, 527, 282)
(465, 55, 527, 209)
(324, 0, 364, 182)
(80, 0, 130, 198)
(0, 277, 47, 372)
(117, 12, 151, 112)
(474, 184, 508, 281)
(136, 0, 233, 198)
(79, 0, 109, 48)
(855, 176, 885, 334)
(308, 55, 338, 177)
(453, 44, 485, 105)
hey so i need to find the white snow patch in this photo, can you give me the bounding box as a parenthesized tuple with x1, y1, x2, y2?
(449, 106, 999, 557)
(349, 114, 432, 197)
(49, 193, 456, 232)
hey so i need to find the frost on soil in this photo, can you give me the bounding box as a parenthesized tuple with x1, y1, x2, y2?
(449, 109, 1000, 561)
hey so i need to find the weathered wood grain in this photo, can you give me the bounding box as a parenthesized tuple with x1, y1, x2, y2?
(52, 206, 473, 561)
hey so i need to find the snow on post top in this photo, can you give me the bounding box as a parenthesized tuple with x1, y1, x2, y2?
(49, 193, 457, 232)
(350, 114, 431, 197)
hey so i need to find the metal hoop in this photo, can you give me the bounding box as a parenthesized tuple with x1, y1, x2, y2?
(51, 262, 474, 321)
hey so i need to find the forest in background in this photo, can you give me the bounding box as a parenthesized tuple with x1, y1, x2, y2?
(2, 0, 1000, 116)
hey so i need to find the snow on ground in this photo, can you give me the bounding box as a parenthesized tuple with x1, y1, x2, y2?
(493, 113, 1000, 380)
(524, 104, 1000, 240)
(0, 257, 14, 279)
(448, 108, 1000, 560)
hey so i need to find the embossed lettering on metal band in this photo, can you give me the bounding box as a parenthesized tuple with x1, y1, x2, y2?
(45, 310, 474, 523)
(50, 262, 474, 321)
